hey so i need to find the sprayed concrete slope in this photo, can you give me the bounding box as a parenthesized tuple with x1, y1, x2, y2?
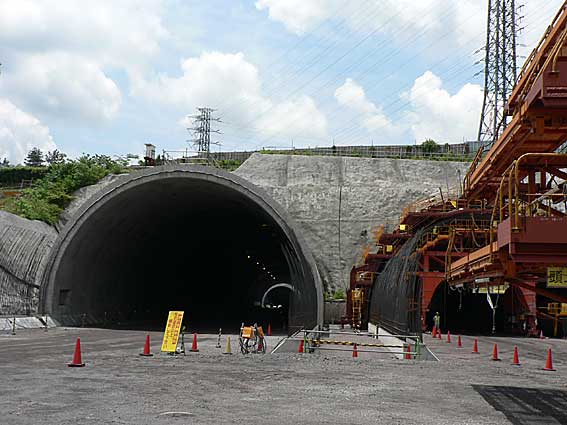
(0, 212, 57, 315)
(236, 153, 470, 291)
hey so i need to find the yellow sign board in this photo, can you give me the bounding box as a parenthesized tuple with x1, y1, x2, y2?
(477, 284, 509, 294)
(161, 311, 184, 352)
(547, 267, 567, 288)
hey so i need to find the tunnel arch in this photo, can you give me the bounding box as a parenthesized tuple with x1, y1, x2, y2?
(41, 165, 323, 331)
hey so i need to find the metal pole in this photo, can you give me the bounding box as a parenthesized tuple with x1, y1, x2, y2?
(216, 328, 222, 348)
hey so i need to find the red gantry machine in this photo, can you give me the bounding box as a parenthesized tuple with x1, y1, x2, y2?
(349, 2, 567, 336)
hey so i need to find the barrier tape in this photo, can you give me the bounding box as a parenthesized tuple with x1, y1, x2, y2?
(310, 339, 401, 348)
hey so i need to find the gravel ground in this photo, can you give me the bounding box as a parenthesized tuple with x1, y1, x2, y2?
(1, 328, 566, 425)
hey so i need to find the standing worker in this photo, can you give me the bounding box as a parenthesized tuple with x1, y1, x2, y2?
(434, 311, 441, 332)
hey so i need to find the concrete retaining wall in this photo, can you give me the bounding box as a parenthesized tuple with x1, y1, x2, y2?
(236, 153, 469, 291)
(0, 212, 57, 315)
(324, 300, 346, 324)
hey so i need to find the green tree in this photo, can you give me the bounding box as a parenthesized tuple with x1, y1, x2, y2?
(4, 154, 127, 224)
(421, 139, 440, 154)
(24, 147, 44, 167)
(333, 288, 346, 300)
(45, 149, 67, 165)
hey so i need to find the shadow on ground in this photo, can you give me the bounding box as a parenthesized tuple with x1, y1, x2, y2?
(473, 385, 567, 425)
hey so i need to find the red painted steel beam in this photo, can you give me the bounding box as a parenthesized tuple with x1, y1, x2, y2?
(509, 279, 567, 304)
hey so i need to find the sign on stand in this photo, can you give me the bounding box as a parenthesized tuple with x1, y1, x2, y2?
(161, 311, 184, 352)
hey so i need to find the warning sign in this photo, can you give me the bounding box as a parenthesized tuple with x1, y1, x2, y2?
(547, 267, 567, 288)
(161, 311, 184, 352)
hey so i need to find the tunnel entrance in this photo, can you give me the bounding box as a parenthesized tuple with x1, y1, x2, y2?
(427, 283, 533, 335)
(41, 166, 322, 332)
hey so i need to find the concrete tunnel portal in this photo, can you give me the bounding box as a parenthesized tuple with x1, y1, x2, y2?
(41, 166, 323, 332)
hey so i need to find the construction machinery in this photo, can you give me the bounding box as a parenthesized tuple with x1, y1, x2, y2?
(350, 2, 567, 336)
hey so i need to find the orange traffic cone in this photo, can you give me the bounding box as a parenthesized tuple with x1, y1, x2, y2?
(140, 334, 153, 357)
(432, 326, 437, 338)
(446, 331, 451, 343)
(298, 339, 304, 353)
(544, 348, 556, 371)
(405, 343, 412, 360)
(68, 337, 85, 367)
(267, 323, 272, 336)
(539, 330, 545, 340)
(492, 343, 500, 361)
(457, 335, 462, 348)
(190, 333, 199, 352)
(437, 330, 442, 340)
(472, 338, 479, 354)
(512, 346, 520, 365)
(353, 343, 358, 358)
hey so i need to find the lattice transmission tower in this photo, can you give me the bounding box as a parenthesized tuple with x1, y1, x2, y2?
(188, 107, 221, 158)
(478, 0, 519, 150)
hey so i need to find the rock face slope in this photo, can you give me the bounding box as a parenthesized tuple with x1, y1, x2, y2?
(236, 154, 469, 292)
(0, 212, 57, 315)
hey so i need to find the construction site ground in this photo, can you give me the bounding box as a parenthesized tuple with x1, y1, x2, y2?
(1, 327, 566, 425)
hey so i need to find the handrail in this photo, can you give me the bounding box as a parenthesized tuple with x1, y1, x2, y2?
(510, 2, 567, 112)
(489, 153, 567, 238)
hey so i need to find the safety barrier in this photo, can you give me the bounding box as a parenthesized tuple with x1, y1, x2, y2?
(295, 328, 424, 359)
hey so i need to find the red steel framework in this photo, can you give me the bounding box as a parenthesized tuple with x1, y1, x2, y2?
(349, 2, 567, 336)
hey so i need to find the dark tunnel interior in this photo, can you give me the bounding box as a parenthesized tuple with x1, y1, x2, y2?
(47, 176, 317, 333)
(427, 283, 528, 335)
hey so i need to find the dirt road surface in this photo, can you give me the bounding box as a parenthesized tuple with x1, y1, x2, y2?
(1, 328, 566, 424)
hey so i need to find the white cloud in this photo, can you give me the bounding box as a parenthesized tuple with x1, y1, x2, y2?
(0, 0, 167, 123)
(255, 0, 337, 35)
(333, 72, 482, 144)
(2, 53, 122, 122)
(0, 0, 167, 70)
(0, 99, 56, 164)
(255, 0, 566, 57)
(256, 0, 486, 47)
(135, 51, 328, 141)
(334, 78, 397, 134)
(134, 52, 267, 123)
(335, 78, 378, 115)
(257, 96, 328, 138)
(405, 71, 482, 143)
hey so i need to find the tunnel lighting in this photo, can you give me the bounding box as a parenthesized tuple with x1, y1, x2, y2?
(262, 267, 266, 270)
(256, 262, 260, 265)
(247, 255, 251, 259)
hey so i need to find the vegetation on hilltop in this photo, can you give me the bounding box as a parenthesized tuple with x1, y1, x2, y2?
(3, 152, 127, 225)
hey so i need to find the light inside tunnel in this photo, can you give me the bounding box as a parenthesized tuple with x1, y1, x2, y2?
(42, 168, 322, 332)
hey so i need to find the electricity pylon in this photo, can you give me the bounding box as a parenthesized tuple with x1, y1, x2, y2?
(478, 0, 519, 150)
(188, 107, 221, 159)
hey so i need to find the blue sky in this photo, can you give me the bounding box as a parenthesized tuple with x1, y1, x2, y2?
(0, 0, 564, 163)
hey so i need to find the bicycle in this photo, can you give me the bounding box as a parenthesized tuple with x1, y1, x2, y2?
(239, 323, 267, 354)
